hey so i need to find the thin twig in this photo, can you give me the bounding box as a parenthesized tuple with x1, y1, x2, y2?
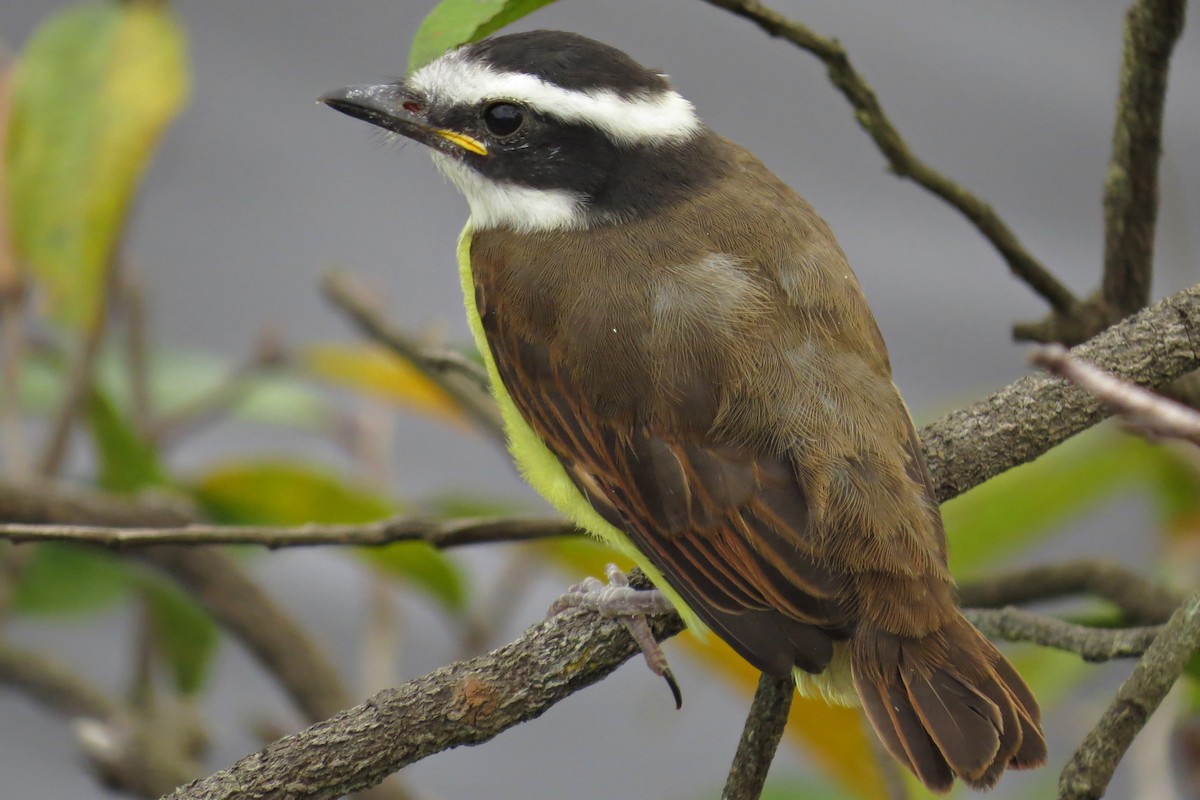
(0, 480, 355, 724)
(37, 293, 111, 478)
(958, 559, 1182, 625)
(321, 271, 503, 441)
(698, 0, 1079, 316)
(146, 328, 286, 448)
(0, 515, 578, 549)
(721, 674, 794, 800)
(1033, 343, 1200, 445)
(121, 271, 155, 431)
(0, 642, 118, 720)
(963, 607, 1161, 662)
(1100, 0, 1187, 319)
(1058, 591, 1200, 799)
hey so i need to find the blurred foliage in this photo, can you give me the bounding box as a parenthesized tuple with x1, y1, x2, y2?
(6, 1, 188, 328)
(304, 342, 469, 431)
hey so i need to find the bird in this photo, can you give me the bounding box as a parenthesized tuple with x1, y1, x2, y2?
(321, 29, 1047, 792)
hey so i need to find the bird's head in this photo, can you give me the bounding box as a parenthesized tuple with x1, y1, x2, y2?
(321, 30, 720, 232)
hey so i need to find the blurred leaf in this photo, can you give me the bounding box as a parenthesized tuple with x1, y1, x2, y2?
(944, 429, 1165, 577)
(7, 1, 189, 328)
(359, 542, 466, 613)
(86, 389, 167, 493)
(140, 577, 218, 695)
(303, 343, 468, 430)
(11, 543, 133, 616)
(194, 460, 394, 525)
(14, 347, 330, 431)
(192, 460, 465, 612)
(409, 0, 559, 73)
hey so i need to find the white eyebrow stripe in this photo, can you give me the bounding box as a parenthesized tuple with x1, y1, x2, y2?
(410, 53, 703, 146)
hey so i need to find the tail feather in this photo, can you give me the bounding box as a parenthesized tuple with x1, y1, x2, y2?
(852, 614, 1047, 793)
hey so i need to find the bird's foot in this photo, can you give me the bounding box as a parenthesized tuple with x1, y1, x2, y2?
(548, 564, 682, 708)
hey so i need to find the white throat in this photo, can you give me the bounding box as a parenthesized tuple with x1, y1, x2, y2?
(431, 152, 590, 232)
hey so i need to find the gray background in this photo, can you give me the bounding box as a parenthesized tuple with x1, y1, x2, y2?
(2, 1, 1199, 798)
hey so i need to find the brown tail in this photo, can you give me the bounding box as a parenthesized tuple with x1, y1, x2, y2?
(852, 614, 1047, 793)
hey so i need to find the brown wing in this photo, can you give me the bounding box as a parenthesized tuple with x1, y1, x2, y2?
(482, 320, 852, 678)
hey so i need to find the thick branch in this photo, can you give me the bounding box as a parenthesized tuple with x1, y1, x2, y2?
(958, 560, 1182, 625)
(698, 0, 1078, 315)
(1058, 591, 1200, 800)
(1033, 342, 1200, 445)
(921, 283, 1200, 502)
(1101, 0, 1187, 318)
(721, 674, 794, 800)
(163, 601, 686, 800)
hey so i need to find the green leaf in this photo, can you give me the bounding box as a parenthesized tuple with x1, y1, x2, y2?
(140, 577, 219, 695)
(86, 389, 168, 493)
(408, 0, 559, 73)
(7, 1, 190, 328)
(193, 461, 395, 525)
(10, 543, 133, 616)
(192, 461, 465, 613)
(944, 429, 1164, 577)
(358, 542, 466, 613)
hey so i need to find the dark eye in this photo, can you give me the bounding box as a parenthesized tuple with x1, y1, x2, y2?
(482, 102, 525, 137)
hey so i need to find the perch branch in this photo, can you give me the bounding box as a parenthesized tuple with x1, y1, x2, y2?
(163, 590, 686, 800)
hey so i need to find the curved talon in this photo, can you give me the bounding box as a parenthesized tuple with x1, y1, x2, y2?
(663, 668, 683, 710)
(549, 564, 683, 708)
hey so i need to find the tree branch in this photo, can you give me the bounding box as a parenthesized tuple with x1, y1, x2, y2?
(697, 0, 1079, 316)
(1101, 0, 1187, 319)
(0, 481, 353, 723)
(1032, 342, 1200, 445)
(1058, 591, 1200, 799)
(958, 559, 1182, 625)
(921, 282, 1200, 502)
(163, 596, 686, 800)
(0, 515, 577, 550)
(963, 608, 1161, 662)
(321, 272, 504, 442)
(721, 674, 794, 800)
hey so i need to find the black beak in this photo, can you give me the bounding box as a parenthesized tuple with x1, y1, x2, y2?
(320, 83, 487, 157)
(320, 83, 427, 136)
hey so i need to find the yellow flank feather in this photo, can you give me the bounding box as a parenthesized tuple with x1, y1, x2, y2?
(456, 225, 706, 636)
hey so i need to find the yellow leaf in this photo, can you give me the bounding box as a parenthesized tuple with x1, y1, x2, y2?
(303, 343, 469, 429)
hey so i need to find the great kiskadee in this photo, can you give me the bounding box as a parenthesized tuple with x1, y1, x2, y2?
(322, 29, 1046, 792)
